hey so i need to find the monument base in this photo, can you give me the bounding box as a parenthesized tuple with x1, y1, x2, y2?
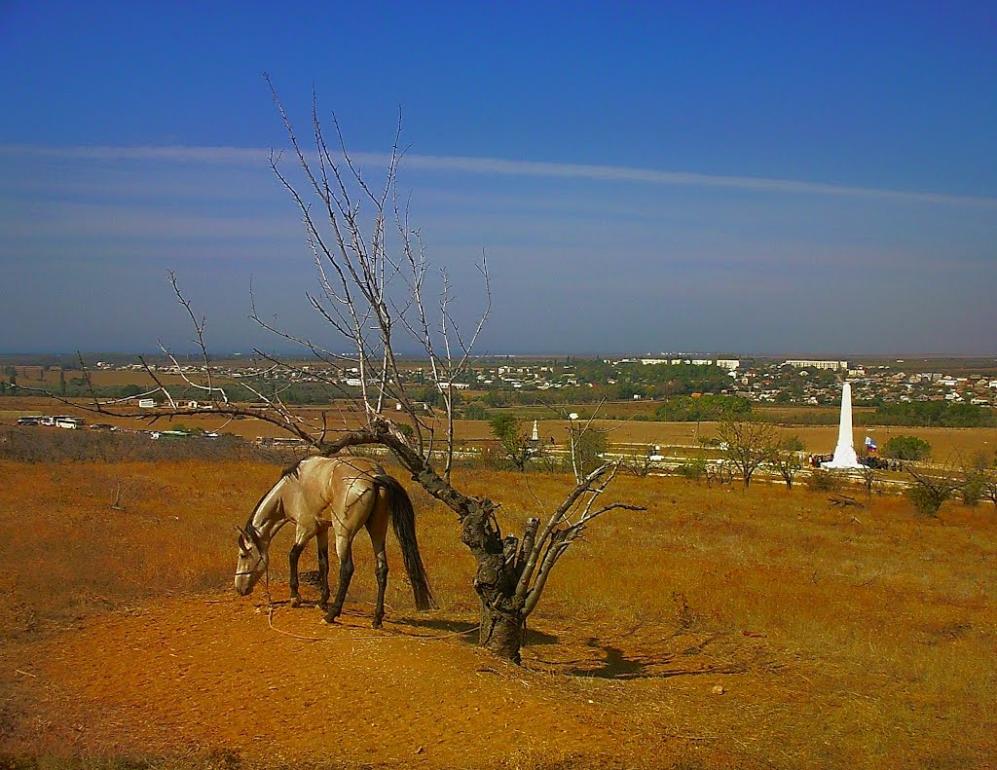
(822, 447, 865, 471)
(821, 460, 866, 471)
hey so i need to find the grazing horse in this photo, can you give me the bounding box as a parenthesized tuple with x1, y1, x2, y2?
(233, 455, 435, 627)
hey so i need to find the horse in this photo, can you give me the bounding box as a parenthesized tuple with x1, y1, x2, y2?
(233, 455, 435, 627)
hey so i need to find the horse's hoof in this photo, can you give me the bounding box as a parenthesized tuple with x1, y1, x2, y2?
(321, 615, 335, 625)
(372, 619, 383, 630)
(290, 596, 301, 608)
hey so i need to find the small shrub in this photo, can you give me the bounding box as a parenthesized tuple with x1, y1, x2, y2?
(808, 469, 842, 492)
(986, 475, 997, 506)
(463, 402, 488, 420)
(678, 457, 707, 481)
(960, 472, 986, 507)
(907, 484, 950, 517)
(460, 444, 504, 470)
(906, 468, 961, 517)
(884, 435, 932, 461)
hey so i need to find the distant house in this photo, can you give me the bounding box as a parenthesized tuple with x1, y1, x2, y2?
(138, 398, 156, 409)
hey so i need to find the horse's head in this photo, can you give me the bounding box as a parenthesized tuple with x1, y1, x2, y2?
(233, 525, 268, 596)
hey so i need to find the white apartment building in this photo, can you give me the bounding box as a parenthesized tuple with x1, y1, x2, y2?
(784, 360, 849, 371)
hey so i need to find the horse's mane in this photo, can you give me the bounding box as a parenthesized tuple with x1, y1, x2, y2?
(241, 459, 302, 540)
(280, 459, 303, 479)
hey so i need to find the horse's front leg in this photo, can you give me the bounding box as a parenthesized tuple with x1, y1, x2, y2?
(288, 541, 305, 608)
(288, 523, 315, 608)
(316, 528, 330, 610)
(323, 533, 354, 624)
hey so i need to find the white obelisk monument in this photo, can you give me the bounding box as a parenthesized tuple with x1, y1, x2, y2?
(822, 380, 864, 469)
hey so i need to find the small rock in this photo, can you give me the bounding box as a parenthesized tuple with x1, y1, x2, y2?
(711, 685, 725, 695)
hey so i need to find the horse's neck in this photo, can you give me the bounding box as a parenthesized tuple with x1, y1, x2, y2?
(251, 477, 290, 542)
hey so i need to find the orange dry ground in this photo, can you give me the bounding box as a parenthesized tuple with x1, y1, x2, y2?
(1, 458, 995, 769)
(2, 600, 625, 767)
(2, 596, 783, 770)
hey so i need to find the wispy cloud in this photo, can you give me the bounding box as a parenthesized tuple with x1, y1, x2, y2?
(2, 143, 995, 209)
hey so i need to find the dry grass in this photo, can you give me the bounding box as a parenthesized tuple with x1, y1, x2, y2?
(0, 455, 994, 768)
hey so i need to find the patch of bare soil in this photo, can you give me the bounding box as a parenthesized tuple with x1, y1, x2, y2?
(1, 590, 758, 769)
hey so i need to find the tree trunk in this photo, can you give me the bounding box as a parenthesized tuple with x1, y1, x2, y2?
(478, 602, 524, 662)
(461, 502, 524, 663)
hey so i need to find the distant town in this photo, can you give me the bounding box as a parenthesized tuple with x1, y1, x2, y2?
(60, 354, 996, 409)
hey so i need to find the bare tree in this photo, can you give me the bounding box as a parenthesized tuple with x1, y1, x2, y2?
(958, 452, 990, 507)
(859, 464, 877, 497)
(58, 83, 641, 663)
(704, 459, 734, 487)
(985, 473, 997, 506)
(768, 435, 803, 489)
(717, 418, 777, 488)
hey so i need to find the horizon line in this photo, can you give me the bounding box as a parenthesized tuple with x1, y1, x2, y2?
(2, 349, 995, 360)
(2, 143, 996, 210)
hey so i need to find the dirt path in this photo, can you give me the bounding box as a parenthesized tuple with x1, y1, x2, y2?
(1, 591, 759, 769)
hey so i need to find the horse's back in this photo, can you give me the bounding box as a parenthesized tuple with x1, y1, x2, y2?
(296, 454, 386, 486)
(295, 455, 386, 527)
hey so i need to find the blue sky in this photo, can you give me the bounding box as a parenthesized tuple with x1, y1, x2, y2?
(1, 1, 994, 355)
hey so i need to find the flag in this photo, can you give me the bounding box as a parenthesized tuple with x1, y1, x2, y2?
(864, 436, 877, 453)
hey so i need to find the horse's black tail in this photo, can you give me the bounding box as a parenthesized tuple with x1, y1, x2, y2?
(377, 475, 436, 610)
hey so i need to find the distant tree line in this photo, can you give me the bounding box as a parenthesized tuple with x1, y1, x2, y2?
(654, 394, 751, 422)
(872, 401, 993, 428)
(479, 363, 732, 407)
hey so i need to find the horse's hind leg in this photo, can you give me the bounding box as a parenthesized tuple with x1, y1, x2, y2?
(316, 528, 330, 610)
(323, 533, 354, 624)
(367, 497, 390, 629)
